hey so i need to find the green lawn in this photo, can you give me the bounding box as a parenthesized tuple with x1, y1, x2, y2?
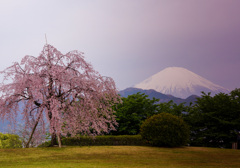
(0, 146, 240, 168)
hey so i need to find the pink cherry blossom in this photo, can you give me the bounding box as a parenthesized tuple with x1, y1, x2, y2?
(0, 44, 120, 147)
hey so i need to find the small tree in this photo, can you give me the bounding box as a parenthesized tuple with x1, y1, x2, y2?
(0, 133, 22, 148)
(114, 93, 159, 135)
(0, 44, 120, 147)
(140, 113, 189, 147)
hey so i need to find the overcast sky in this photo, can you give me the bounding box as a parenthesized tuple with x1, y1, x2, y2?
(0, 0, 240, 91)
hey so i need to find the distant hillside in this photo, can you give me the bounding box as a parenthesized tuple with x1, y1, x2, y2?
(119, 87, 199, 105)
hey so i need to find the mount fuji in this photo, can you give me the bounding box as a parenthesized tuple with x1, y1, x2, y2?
(134, 67, 229, 99)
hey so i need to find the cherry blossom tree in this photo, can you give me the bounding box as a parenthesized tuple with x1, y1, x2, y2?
(0, 44, 120, 148)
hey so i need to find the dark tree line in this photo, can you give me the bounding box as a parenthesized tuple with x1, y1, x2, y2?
(186, 89, 240, 148)
(113, 89, 240, 148)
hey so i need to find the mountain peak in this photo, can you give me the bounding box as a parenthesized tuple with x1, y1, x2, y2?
(134, 67, 229, 98)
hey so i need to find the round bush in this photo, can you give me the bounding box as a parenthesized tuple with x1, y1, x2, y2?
(0, 133, 22, 148)
(140, 113, 190, 147)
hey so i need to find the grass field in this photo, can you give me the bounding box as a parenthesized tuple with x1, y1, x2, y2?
(0, 146, 240, 168)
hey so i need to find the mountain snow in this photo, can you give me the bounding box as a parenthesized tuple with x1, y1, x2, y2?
(134, 67, 229, 99)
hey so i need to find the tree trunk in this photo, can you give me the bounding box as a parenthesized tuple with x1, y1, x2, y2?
(57, 134, 62, 148)
(25, 120, 39, 148)
(50, 132, 58, 146)
(49, 132, 62, 147)
(25, 110, 43, 148)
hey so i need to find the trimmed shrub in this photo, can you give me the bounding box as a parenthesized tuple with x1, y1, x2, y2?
(0, 133, 22, 148)
(61, 135, 146, 146)
(140, 113, 190, 147)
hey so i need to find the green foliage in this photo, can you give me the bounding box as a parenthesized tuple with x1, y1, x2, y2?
(112, 88, 240, 148)
(114, 93, 160, 135)
(0, 133, 22, 148)
(38, 140, 51, 147)
(140, 113, 190, 147)
(61, 135, 146, 146)
(157, 100, 188, 117)
(187, 89, 240, 148)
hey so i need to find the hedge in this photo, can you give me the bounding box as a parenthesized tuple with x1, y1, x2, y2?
(61, 135, 146, 146)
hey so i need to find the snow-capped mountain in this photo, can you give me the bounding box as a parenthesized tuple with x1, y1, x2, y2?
(134, 67, 229, 99)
